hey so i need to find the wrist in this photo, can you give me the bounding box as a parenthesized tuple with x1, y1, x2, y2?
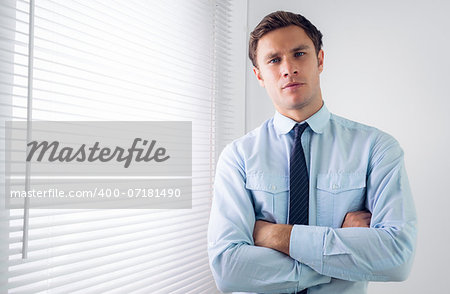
(272, 224, 293, 255)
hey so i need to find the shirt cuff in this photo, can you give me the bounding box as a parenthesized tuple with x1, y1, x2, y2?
(297, 261, 332, 290)
(290, 225, 328, 270)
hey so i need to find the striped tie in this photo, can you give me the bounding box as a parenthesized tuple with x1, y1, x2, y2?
(289, 123, 309, 294)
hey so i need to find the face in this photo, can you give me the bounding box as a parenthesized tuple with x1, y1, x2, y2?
(253, 25, 324, 121)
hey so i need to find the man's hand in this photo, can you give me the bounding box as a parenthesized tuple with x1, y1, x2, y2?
(341, 210, 372, 228)
(253, 220, 292, 255)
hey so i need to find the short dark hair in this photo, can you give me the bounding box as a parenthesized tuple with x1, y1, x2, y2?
(249, 11, 323, 67)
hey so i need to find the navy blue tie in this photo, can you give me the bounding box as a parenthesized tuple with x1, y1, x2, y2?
(289, 123, 309, 294)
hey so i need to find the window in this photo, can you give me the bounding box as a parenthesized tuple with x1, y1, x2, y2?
(0, 0, 242, 292)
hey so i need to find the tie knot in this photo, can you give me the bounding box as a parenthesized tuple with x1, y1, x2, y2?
(294, 123, 308, 141)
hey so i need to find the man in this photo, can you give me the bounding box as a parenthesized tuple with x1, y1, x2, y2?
(207, 11, 417, 294)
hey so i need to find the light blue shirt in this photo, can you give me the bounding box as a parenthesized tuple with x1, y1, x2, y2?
(207, 104, 417, 294)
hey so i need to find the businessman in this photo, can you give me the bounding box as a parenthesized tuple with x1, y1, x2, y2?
(207, 11, 417, 294)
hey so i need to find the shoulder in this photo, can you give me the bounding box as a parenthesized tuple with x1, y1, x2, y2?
(329, 113, 399, 145)
(221, 117, 274, 157)
(330, 113, 378, 133)
(329, 113, 404, 168)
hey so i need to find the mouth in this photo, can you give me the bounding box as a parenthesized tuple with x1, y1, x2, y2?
(282, 82, 305, 90)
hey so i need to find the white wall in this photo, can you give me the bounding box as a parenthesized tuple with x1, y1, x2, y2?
(246, 0, 450, 293)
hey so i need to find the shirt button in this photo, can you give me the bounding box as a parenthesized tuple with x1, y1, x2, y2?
(272, 185, 277, 190)
(332, 184, 340, 190)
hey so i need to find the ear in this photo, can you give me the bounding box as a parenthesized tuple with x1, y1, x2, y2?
(317, 49, 324, 73)
(253, 66, 265, 87)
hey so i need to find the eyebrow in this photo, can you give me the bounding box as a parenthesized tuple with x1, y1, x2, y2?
(264, 45, 311, 61)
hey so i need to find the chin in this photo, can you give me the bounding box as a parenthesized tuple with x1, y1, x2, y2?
(288, 97, 310, 108)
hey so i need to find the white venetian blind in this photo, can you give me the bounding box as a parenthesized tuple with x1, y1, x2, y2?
(0, 0, 237, 293)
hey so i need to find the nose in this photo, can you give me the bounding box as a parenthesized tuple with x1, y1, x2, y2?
(282, 59, 298, 77)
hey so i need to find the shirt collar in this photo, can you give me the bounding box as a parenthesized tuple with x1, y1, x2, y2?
(273, 103, 331, 135)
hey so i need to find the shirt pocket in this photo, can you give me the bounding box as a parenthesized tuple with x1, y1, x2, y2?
(316, 173, 366, 228)
(246, 173, 289, 224)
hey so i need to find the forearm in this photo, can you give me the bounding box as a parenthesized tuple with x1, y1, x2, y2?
(253, 221, 293, 255)
(254, 217, 416, 282)
(208, 240, 330, 293)
(289, 223, 417, 281)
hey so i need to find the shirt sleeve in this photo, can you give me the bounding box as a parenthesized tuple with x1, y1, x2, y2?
(208, 143, 331, 293)
(289, 133, 417, 282)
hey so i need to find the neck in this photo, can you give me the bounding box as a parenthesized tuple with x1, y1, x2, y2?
(278, 99, 324, 122)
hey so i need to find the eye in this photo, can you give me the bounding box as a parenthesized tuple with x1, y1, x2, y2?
(294, 52, 305, 57)
(269, 57, 280, 64)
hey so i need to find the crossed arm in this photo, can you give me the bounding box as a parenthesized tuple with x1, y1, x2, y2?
(253, 210, 372, 255)
(208, 140, 417, 293)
